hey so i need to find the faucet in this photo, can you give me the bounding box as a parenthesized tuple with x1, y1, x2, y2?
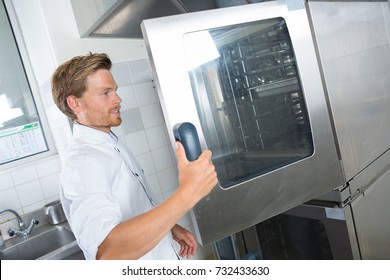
(0, 209, 39, 237)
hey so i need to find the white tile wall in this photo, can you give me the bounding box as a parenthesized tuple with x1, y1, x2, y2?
(0, 173, 13, 191)
(0, 155, 62, 219)
(35, 158, 60, 178)
(0, 188, 20, 211)
(125, 130, 150, 156)
(151, 146, 175, 172)
(16, 180, 44, 206)
(121, 109, 144, 134)
(134, 82, 158, 106)
(117, 85, 137, 111)
(40, 172, 61, 198)
(128, 60, 152, 83)
(10, 166, 38, 186)
(157, 166, 179, 193)
(0, 59, 212, 259)
(146, 125, 169, 150)
(140, 103, 165, 129)
(110, 63, 132, 86)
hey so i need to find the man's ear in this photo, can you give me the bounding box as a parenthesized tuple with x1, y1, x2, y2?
(66, 95, 81, 113)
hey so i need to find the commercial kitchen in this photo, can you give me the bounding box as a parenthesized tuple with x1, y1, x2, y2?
(0, 0, 389, 260)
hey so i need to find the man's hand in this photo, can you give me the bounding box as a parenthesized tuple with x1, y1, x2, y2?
(171, 224, 197, 259)
(175, 141, 218, 205)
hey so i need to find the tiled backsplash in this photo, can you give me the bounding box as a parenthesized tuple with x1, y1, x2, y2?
(0, 59, 212, 259)
(0, 156, 62, 219)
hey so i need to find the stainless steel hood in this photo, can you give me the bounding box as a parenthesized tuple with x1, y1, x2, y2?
(70, 0, 267, 38)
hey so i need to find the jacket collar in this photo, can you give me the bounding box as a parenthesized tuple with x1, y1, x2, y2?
(72, 122, 117, 145)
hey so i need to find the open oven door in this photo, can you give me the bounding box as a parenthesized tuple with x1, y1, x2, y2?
(141, 0, 344, 245)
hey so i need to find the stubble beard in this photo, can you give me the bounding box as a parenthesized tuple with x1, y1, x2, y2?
(83, 110, 122, 131)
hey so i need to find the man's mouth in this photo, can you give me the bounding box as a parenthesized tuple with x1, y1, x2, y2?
(111, 107, 121, 115)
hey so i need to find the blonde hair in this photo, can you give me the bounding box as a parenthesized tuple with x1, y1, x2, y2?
(51, 53, 112, 120)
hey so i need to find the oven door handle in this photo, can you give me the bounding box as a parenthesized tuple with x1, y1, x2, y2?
(173, 122, 202, 161)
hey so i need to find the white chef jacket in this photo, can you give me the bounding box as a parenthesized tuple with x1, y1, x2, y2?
(59, 123, 178, 260)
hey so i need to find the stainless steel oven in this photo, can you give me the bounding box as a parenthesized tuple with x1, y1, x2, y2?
(213, 154, 390, 260)
(141, 0, 390, 254)
(141, 0, 343, 246)
(213, 202, 359, 260)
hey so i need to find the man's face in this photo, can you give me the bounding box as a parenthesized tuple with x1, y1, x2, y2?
(71, 69, 122, 133)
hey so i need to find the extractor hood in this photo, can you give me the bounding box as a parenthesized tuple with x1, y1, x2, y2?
(70, 0, 267, 39)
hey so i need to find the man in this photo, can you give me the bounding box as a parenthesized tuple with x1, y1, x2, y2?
(51, 53, 217, 260)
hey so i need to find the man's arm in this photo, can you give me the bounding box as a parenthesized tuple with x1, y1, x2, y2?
(96, 142, 217, 259)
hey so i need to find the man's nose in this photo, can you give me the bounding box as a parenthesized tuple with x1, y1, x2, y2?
(113, 91, 122, 104)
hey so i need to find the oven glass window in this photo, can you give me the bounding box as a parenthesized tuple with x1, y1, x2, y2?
(183, 17, 313, 189)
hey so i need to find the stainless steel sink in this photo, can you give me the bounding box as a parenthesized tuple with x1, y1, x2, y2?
(0, 223, 82, 260)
